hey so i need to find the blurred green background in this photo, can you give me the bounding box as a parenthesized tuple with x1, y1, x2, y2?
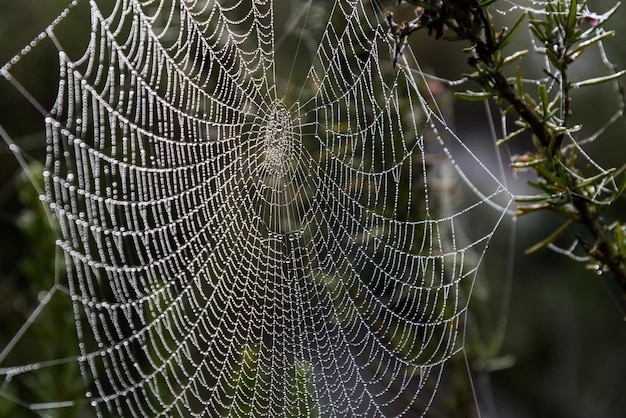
(1, 0, 625, 417)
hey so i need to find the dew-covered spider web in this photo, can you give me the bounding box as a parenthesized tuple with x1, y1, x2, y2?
(2, 0, 622, 416)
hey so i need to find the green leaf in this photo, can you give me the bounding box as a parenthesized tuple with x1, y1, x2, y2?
(515, 202, 551, 215)
(502, 50, 529, 67)
(568, 31, 615, 62)
(525, 219, 575, 254)
(510, 156, 547, 169)
(496, 127, 527, 146)
(455, 90, 493, 101)
(523, 92, 538, 109)
(516, 192, 564, 203)
(548, 91, 561, 113)
(515, 66, 523, 96)
(572, 70, 626, 88)
(612, 165, 626, 202)
(572, 168, 616, 190)
(545, 47, 563, 70)
(497, 12, 527, 50)
(538, 83, 549, 116)
(598, 2, 622, 26)
(528, 21, 548, 43)
(566, 0, 578, 44)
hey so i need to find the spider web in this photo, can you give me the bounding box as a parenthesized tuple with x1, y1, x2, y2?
(0, 0, 519, 416)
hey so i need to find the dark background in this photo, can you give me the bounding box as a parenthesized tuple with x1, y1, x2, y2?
(0, 1, 625, 417)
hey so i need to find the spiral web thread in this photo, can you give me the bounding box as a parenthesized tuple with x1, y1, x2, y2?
(0, 0, 518, 416)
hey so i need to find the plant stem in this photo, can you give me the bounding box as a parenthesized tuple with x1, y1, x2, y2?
(466, 4, 626, 294)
